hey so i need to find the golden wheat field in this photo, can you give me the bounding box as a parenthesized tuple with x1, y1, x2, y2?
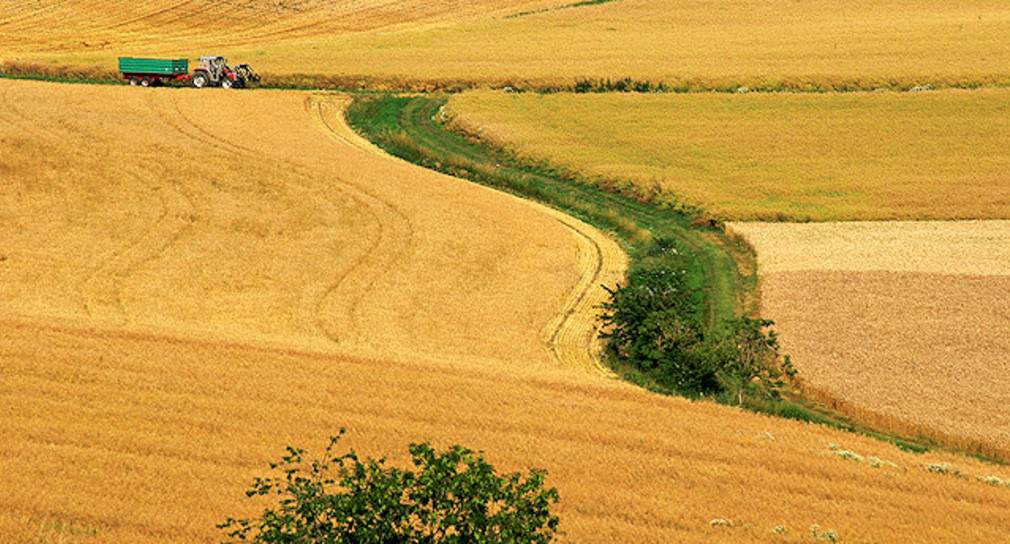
(731, 221, 1010, 455)
(447, 89, 1010, 221)
(4, 79, 1010, 543)
(0, 0, 568, 74)
(3, 0, 1010, 87)
(0, 79, 627, 369)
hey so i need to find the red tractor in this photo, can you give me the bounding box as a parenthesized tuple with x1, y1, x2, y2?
(190, 56, 261, 89)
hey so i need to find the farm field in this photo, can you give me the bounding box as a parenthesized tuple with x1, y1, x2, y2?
(731, 221, 1010, 455)
(2, 1, 1010, 89)
(0, 79, 623, 368)
(5, 79, 1010, 543)
(447, 89, 1010, 221)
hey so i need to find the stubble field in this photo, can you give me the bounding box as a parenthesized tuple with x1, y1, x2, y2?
(731, 221, 1010, 454)
(447, 89, 1010, 221)
(5, 79, 1010, 543)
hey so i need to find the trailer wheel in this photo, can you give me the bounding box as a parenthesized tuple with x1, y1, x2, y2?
(192, 71, 210, 89)
(129, 77, 139, 86)
(140, 78, 151, 87)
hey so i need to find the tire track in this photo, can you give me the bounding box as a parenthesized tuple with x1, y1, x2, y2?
(79, 179, 195, 323)
(143, 91, 366, 344)
(0, 83, 179, 322)
(150, 91, 414, 349)
(537, 209, 627, 377)
(305, 94, 415, 346)
(328, 92, 627, 375)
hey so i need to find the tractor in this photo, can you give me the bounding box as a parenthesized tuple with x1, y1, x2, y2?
(190, 56, 261, 89)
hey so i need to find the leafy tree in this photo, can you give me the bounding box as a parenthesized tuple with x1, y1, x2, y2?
(600, 263, 789, 398)
(219, 430, 560, 544)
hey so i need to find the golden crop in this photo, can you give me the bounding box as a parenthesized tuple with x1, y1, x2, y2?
(731, 221, 1010, 457)
(448, 89, 1010, 221)
(3, 0, 1009, 88)
(3, 79, 1010, 544)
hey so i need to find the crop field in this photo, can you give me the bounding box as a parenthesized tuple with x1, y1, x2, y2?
(447, 89, 1010, 221)
(3, 1, 1010, 88)
(5, 79, 1010, 543)
(0, 0, 568, 76)
(731, 221, 1010, 454)
(0, 0, 567, 54)
(0, 77, 638, 370)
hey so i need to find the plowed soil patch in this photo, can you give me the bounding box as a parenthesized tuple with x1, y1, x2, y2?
(733, 221, 1010, 453)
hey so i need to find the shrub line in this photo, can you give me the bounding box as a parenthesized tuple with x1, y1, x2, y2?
(4, 59, 1010, 94)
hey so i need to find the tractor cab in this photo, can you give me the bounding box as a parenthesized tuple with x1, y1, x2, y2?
(191, 55, 260, 89)
(198, 56, 227, 80)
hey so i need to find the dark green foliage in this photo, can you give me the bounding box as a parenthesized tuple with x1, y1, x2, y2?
(572, 77, 671, 94)
(600, 259, 790, 398)
(219, 431, 560, 544)
(600, 266, 715, 393)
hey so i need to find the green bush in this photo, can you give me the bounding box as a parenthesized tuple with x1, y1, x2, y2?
(600, 263, 789, 398)
(219, 431, 560, 544)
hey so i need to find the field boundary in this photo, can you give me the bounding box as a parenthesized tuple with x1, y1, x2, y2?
(5, 58, 1010, 95)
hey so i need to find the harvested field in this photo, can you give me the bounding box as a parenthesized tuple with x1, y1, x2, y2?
(5, 79, 1010, 543)
(3, 1, 1010, 89)
(447, 90, 1010, 221)
(732, 221, 1010, 454)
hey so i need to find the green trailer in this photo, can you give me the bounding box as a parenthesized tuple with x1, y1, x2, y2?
(118, 57, 190, 87)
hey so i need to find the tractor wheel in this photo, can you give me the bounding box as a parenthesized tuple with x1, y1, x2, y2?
(129, 77, 139, 86)
(192, 71, 210, 89)
(221, 78, 234, 89)
(140, 78, 151, 87)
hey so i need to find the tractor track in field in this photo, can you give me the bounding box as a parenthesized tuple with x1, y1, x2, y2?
(150, 91, 414, 350)
(2, 79, 621, 375)
(338, 94, 627, 376)
(79, 178, 196, 324)
(0, 84, 193, 323)
(539, 214, 625, 377)
(306, 94, 416, 348)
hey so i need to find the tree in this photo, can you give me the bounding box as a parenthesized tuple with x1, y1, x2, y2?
(219, 430, 560, 544)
